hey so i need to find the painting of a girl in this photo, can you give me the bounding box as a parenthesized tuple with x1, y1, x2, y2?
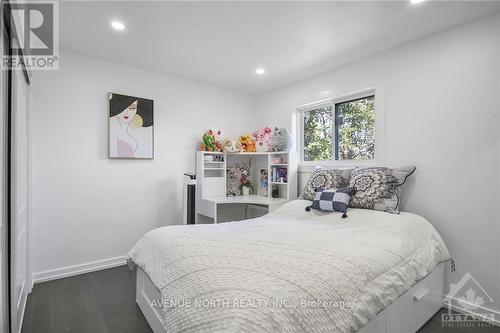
(109, 93, 154, 159)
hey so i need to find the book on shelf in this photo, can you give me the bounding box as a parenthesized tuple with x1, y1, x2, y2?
(272, 166, 288, 183)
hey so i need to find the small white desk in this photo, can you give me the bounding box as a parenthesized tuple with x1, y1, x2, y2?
(195, 151, 297, 223)
(201, 195, 288, 223)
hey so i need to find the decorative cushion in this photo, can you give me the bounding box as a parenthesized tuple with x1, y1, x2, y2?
(348, 166, 416, 213)
(301, 167, 353, 201)
(305, 187, 356, 218)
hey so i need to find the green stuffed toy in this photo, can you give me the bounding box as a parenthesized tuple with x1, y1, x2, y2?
(200, 130, 217, 151)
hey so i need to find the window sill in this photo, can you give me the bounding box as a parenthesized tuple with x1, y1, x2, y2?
(298, 160, 376, 173)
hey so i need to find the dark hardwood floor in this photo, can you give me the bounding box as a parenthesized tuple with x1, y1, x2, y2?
(21, 265, 500, 333)
(21, 265, 152, 333)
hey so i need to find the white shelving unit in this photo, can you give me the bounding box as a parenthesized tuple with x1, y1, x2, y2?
(196, 151, 297, 223)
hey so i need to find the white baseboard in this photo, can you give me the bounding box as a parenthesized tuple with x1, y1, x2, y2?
(444, 297, 500, 327)
(32, 256, 127, 283)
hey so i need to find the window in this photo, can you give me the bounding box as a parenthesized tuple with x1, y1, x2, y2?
(302, 94, 375, 162)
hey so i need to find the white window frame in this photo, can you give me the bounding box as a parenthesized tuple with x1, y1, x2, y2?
(298, 89, 376, 167)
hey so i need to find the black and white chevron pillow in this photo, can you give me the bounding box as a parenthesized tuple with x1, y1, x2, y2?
(305, 187, 356, 218)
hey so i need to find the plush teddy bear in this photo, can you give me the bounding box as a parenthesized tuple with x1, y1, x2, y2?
(272, 127, 291, 152)
(239, 135, 249, 151)
(222, 139, 242, 153)
(239, 135, 256, 152)
(252, 127, 273, 152)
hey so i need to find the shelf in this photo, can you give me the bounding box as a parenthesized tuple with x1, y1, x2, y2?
(204, 161, 224, 164)
(223, 152, 289, 155)
(201, 151, 290, 155)
(270, 163, 288, 166)
(204, 195, 288, 206)
(204, 168, 225, 171)
(225, 152, 267, 156)
(270, 182, 288, 185)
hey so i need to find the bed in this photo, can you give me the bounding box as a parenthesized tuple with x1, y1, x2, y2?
(128, 199, 450, 333)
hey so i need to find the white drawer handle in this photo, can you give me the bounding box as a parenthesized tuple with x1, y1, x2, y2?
(413, 288, 429, 302)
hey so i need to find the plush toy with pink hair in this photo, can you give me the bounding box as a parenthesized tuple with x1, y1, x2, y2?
(252, 127, 273, 152)
(200, 129, 222, 151)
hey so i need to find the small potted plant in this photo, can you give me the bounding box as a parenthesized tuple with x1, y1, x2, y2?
(239, 170, 253, 196)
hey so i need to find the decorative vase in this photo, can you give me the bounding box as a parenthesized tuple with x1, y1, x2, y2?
(242, 186, 250, 196)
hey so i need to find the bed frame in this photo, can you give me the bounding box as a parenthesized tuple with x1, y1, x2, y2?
(136, 263, 445, 333)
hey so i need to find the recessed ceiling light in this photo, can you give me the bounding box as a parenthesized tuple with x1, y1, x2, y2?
(255, 68, 266, 75)
(410, 0, 426, 4)
(111, 21, 125, 31)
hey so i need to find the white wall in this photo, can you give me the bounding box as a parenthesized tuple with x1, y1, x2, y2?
(255, 14, 500, 314)
(31, 51, 255, 280)
(29, 11, 500, 318)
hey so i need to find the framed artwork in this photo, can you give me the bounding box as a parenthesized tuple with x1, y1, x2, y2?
(108, 93, 154, 159)
(258, 168, 268, 196)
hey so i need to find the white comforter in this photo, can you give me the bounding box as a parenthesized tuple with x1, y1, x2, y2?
(128, 200, 449, 333)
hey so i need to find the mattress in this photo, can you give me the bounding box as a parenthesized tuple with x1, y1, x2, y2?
(128, 199, 449, 332)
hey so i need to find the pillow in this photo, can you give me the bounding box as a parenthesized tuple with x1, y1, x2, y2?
(305, 187, 356, 218)
(348, 166, 416, 213)
(301, 166, 353, 201)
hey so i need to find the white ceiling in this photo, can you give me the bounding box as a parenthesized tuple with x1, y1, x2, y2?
(59, 1, 500, 94)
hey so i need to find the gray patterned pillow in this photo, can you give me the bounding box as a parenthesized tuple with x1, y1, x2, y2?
(348, 166, 416, 213)
(301, 167, 353, 201)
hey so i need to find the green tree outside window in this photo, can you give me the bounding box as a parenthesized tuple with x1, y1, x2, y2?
(303, 96, 375, 161)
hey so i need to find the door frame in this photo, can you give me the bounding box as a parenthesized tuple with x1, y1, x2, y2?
(2, 0, 31, 331)
(2, 1, 13, 332)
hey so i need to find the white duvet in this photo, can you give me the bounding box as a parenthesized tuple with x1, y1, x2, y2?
(128, 200, 449, 333)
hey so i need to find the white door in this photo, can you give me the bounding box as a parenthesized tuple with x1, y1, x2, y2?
(10, 68, 30, 333)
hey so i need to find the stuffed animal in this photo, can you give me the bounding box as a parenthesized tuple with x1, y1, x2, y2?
(252, 127, 273, 152)
(222, 139, 242, 153)
(246, 138, 256, 152)
(239, 135, 250, 151)
(200, 129, 222, 152)
(272, 127, 291, 152)
(200, 131, 215, 151)
(239, 135, 256, 152)
(212, 130, 223, 151)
